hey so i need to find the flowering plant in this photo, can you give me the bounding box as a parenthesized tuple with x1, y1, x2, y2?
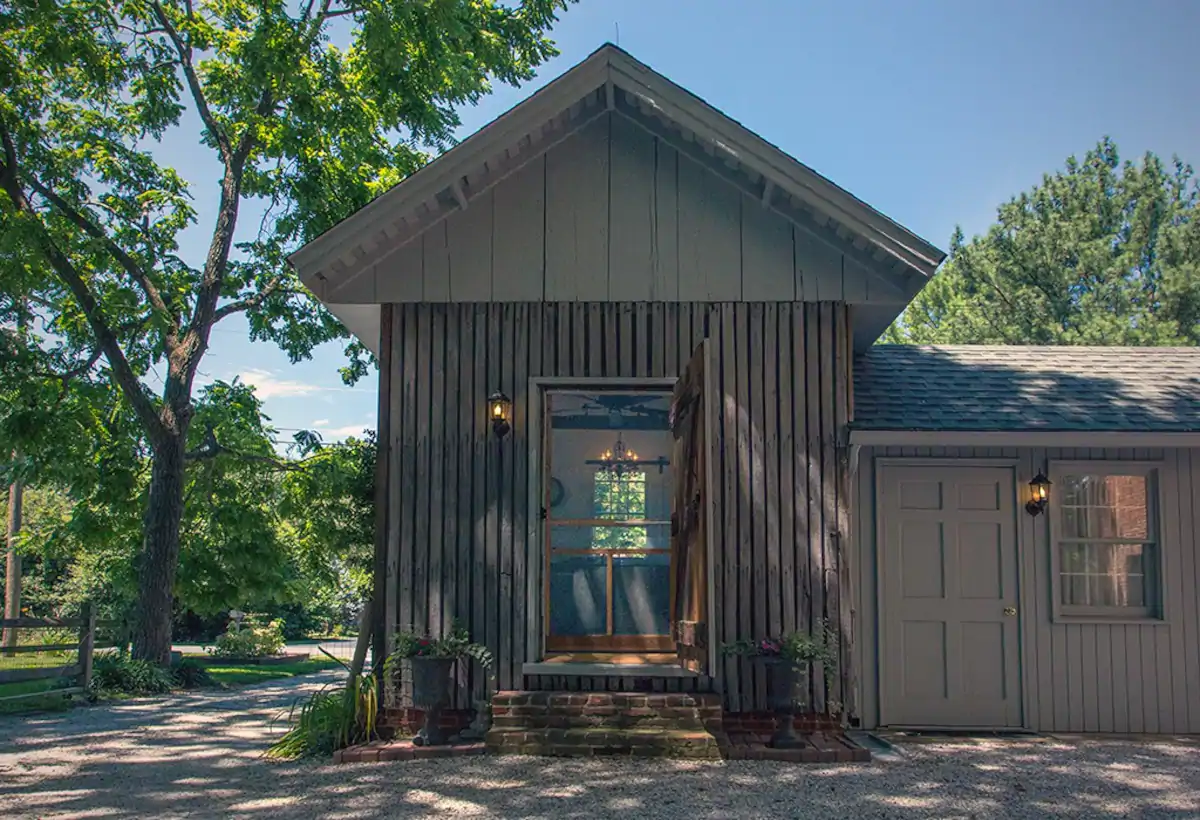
(722, 621, 838, 668)
(383, 620, 493, 680)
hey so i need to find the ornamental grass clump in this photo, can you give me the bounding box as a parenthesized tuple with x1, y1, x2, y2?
(267, 650, 377, 759)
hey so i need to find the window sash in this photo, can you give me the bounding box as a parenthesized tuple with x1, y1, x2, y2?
(1049, 463, 1162, 621)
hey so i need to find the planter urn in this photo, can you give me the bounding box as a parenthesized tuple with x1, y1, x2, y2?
(762, 657, 809, 749)
(409, 657, 456, 746)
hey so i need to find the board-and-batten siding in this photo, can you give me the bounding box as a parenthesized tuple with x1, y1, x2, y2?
(330, 112, 896, 306)
(381, 301, 851, 713)
(854, 445, 1200, 733)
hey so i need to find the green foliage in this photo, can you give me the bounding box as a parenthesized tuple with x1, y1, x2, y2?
(267, 653, 378, 758)
(170, 658, 214, 689)
(0, 0, 574, 661)
(889, 138, 1200, 345)
(723, 622, 839, 671)
(91, 652, 176, 695)
(208, 615, 285, 658)
(384, 621, 493, 684)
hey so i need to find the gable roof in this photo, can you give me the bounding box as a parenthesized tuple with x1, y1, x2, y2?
(290, 44, 944, 344)
(854, 346, 1200, 433)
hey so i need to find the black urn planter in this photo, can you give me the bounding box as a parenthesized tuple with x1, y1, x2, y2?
(762, 657, 809, 749)
(409, 657, 456, 746)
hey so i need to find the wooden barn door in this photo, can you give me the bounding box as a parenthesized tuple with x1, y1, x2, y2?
(670, 341, 714, 673)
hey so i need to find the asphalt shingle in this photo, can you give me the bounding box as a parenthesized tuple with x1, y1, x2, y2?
(853, 346, 1200, 432)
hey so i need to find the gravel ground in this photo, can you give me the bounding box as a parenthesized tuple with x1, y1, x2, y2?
(2, 677, 1199, 819)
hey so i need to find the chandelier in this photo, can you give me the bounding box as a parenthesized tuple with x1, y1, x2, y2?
(586, 435, 669, 475)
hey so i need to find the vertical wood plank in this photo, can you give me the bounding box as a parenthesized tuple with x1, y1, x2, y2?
(446, 189, 493, 300)
(764, 303, 783, 654)
(733, 304, 753, 710)
(372, 304, 394, 687)
(794, 305, 811, 648)
(428, 306, 447, 640)
(492, 157, 546, 301)
(818, 302, 837, 713)
(748, 303, 768, 709)
(676, 157, 706, 300)
(545, 116, 609, 300)
(413, 305, 433, 641)
(523, 304, 545, 686)
(1080, 625, 1098, 731)
(650, 302, 665, 378)
(470, 303, 488, 700)
(834, 304, 853, 718)
(805, 303, 825, 712)
(741, 197, 795, 301)
(652, 139, 679, 301)
(498, 304, 517, 691)
(778, 304, 797, 640)
(484, 304, 502, 696)
(422, 223, 451, 301)
(720, 303, 740, 710)
(455, 306, 475, 706)
(394, 306, 416, 702)
(609, 115, 655, 300)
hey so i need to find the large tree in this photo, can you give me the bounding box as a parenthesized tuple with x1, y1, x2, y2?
(0, 0, 572, 663)
(888, 138, 1200, 345)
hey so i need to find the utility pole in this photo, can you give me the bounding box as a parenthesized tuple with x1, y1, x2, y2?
(2, 478, 22, 655)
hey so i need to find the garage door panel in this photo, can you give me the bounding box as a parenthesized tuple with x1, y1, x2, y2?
(880, 464, 1022, 728)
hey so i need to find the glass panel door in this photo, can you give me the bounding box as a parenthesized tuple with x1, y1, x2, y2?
(544, 390, 674, 652)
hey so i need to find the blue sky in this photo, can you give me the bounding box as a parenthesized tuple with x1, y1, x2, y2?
(169, 0, 1200, 446)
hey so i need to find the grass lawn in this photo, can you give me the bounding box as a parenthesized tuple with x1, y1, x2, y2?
(189, 657, 341, 687)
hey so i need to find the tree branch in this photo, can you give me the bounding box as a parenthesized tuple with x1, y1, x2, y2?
(25, 177, 179, 336)
(0, 115, 165, 441)
(185, 424, 307, 471)
(149, 1, 231, 163)
(211, 274, 289, 323)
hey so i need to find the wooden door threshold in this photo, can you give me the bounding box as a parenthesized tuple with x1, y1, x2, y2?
(523, 652, 695, 678)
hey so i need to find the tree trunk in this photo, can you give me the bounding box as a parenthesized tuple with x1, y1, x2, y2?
(132, 433, 187, 665)
(2, 478, 23, 656)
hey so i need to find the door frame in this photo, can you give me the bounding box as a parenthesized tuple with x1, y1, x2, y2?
(873, 457, 1030, 730)
(526, 377, 679, 661)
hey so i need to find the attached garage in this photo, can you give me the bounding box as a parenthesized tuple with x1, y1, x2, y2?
(852, 345, 1200, 733)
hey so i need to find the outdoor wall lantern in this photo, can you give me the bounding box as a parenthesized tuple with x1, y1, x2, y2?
(1025, 470, 1051, 517)
(488, 390, 511, 439)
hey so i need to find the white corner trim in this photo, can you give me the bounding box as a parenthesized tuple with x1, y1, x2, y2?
(848, 430, 1200, 449)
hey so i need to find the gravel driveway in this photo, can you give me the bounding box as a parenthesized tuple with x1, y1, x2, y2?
(2, 677, 1199, 819)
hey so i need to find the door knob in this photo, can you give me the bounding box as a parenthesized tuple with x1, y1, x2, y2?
(1003, 607, 1017, 617)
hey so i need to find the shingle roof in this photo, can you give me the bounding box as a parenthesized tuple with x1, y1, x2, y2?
(853, 346, 1200, 432)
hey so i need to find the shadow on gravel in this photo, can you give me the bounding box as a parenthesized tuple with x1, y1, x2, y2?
(3, 686, 1200, 819)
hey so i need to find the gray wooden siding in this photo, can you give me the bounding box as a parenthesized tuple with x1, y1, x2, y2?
(332, 112, 889, 306)
(854, 445, 1200, 733)
(383, 301, 851, 712)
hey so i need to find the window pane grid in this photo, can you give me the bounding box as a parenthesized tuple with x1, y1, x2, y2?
(1055, 470, 1157, 616)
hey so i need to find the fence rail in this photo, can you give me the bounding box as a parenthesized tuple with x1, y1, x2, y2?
(0, 604, 117, 702)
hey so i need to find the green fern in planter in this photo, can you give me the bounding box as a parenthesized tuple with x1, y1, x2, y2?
(383, 620, 493, 683)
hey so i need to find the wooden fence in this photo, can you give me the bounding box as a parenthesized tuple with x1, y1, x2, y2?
(0, 604, 124, 703)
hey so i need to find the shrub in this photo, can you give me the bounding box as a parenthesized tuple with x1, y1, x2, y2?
(267, 651, 377, 758)
(91, 652, 175, 695)
(171, 659, 215, 689)
(208, 615, 285, 659)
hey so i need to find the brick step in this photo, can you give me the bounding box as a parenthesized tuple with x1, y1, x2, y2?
(486, 727, 723, 759)
(491, 712, 711, 731)
(490, 691, 723, 733)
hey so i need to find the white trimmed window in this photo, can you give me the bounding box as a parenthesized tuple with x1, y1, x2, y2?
(1051, 464, 1161, 621)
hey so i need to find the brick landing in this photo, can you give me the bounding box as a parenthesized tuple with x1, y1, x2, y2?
(335, 691, 869, 764)
(334, 739, 486, 764)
